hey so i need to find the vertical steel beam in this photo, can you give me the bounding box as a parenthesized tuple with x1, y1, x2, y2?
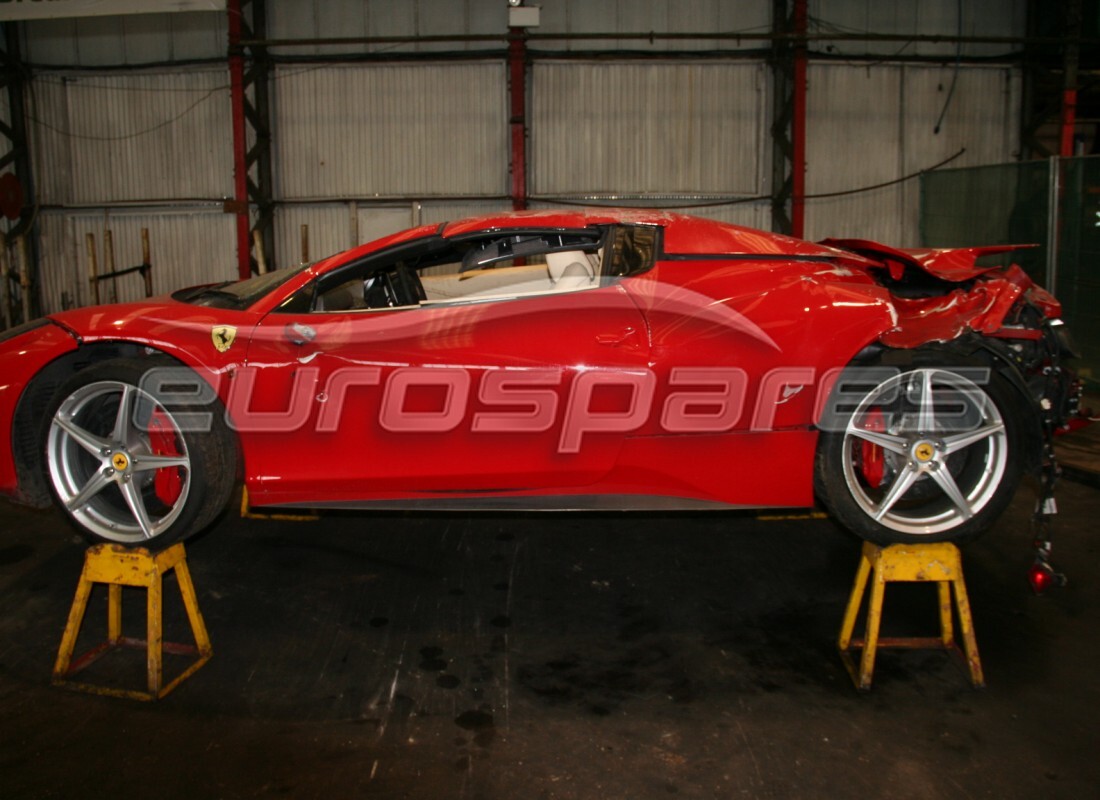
(0, 23, 38, 319)
(770, 0, 806, 237)
(508, 28, 528, 211)
(1060, 0, 1081, 156)
(790, 0, 807, 239)
(228, 0, 274, 279)
(248, 0, 275, 267)
(228, 0, 251, 279)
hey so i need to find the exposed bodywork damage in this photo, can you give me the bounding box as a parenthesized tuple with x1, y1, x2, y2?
(821, 238, 1062, 348)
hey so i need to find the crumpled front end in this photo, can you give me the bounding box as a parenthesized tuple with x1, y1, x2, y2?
(823, 238, 1082, 436)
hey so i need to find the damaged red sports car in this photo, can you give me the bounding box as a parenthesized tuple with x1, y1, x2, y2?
(0, 210, 1079, 548)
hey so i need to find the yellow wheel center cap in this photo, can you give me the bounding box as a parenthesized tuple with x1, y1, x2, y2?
(913, 442, 935, 463)
(111, 453, 130, 471)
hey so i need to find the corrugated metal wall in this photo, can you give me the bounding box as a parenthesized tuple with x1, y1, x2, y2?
(804, 63, 1020, 245)
(263, 0, 771, 55)
(532, 62, 766, 197)
(22, 11, 227, 65)
(37, 209, 237, 312)
(807, 0, 1026, 58)
(31, 69, 233, 204)
(531, 0, 770, 52)
(11, 0, 1025, 314)
(273, 64, 507, 199)
(25, 67, 237, 313)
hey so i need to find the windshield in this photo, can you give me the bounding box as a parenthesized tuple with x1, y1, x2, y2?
(172, 262, 313, 310)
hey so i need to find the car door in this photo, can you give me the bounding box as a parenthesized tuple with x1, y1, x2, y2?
(239, 227, 653, 506)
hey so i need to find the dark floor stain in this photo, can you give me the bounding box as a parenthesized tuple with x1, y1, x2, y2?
(455, 709, 494, 732)
(517, 640, 696, 713)
(490, 615, 512, 628)
(437, 674, 461, 689)
(368, 617, 389, 628)
(493, 581, 509, 591)
(0, 544, 33, 566)
(495, 532, 514, 541)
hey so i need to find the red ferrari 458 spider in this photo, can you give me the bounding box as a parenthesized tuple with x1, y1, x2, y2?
(0, 210, 1079, 548)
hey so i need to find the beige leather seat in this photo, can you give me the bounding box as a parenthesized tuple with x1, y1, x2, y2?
(545, 251, 595, 291)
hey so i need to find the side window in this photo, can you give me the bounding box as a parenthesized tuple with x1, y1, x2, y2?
(419, 232, 605, 305)
(605, 225, 659, 278)
(315, 263, 424, 312)
(293, 225, 656, 314)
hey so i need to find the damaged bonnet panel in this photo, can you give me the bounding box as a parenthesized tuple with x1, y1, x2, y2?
(821, 238, 1062, 347)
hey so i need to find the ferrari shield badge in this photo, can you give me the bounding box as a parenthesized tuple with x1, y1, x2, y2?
(212, 325, 237, 353)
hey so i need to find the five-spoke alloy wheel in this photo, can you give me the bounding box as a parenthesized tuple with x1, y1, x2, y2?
(44, 358, 236, 547)
(815, 353, 1024, 545)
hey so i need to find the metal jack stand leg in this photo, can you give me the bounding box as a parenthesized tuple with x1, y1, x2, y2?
(838, 541, 984, 691)
(53, 543, 212, 701)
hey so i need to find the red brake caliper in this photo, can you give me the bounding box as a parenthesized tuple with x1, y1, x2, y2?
(859, 407, 886, 489)
(147, 409, 183, 506)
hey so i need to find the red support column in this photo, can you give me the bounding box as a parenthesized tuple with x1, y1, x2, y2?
(1060, 88, 1077, 157)
(228, 0, 252, 279)
(508, 29, 528, 212)
(790, 0, 807, 239)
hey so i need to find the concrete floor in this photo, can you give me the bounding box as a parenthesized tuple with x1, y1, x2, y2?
(0, 477, 1097, 799)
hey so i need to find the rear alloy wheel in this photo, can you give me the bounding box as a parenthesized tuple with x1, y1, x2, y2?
(815, 356, 1023, 545)
(44, 358, 235, 547)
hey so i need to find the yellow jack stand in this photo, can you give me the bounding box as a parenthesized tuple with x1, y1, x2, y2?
(53, 543, 212, 701)
(838, 541, 984, 691)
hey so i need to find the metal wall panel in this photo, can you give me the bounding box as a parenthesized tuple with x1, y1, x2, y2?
(804, 63, 904, 243)
(534, 0, 771, 52)
(418, 200, 510, 226)
(30, 69, 233, 205)
(36, 207, 237, 313)
(22, 12, 227, 66)
(807, 0, 1025, 58)
(265, 0, 770, 55)
(273, 63, 507, 200)
(267, 0, 507, 56)
(803, 63, 1019, 245)
(899, 65, 1020, 243)
(274, 204, 356, 267)
(271, 202, 511, 271)
(532, 62, 767, 199)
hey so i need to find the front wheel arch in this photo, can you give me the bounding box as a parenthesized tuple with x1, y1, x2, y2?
(40, 354, 238, 547)
(814, 346, 1028, 545)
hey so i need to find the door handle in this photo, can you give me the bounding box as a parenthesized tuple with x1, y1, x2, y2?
(284, 321, 317, 346)
(596, 327, 639, 348)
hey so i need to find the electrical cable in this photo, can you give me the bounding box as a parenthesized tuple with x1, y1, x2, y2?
(933, 0, 963, 134)
(530, 148, 967, 209)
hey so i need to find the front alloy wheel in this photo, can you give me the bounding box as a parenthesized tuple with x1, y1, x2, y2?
(44, 358, 236, 547)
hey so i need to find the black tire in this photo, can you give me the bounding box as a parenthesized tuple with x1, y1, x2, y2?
(42, 357, 237, 548)
(814, 349, 1025, 545)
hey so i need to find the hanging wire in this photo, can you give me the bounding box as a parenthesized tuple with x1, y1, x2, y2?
(531, 148, 966, 209)
(933, 0, 964, 134)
